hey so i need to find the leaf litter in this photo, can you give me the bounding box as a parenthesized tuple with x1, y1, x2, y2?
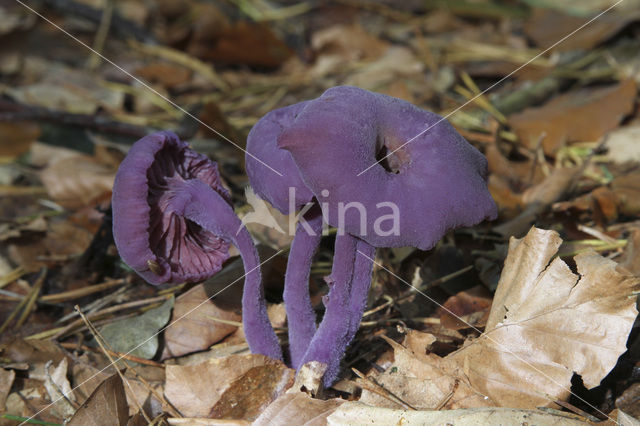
(0, 0, 640, 424)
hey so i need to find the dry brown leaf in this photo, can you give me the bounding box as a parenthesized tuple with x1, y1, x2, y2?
(134, 62, 192, 89)
(254, 391, 345, 426)
(524, 8, 640, 52)
(359, 333, 491, 410)
(494, 167, 580, 237)
(68, 374, 129, 426)
(209, 364, 295, 421)
(190, 21, 292, 68)
(439, 285, 492, 331)
(552, 172, 640, 225)
(0, 122, 39, 157)
(0, 368, 15, 411)
(164, 354, 293, 418)
(604, 124, 640, 165)
(509, 79, 637, 155)
(363, 227, 638, 411)
(40, 154, 116, 209)
(328, 402, 589, 425)
(311, 23, 388, 62)
(449, 227, 639, 408)
(161, 257, 244, 360)
(43, 358, 76, 419)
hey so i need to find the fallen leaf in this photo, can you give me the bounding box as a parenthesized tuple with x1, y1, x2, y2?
(43, 358, 76, 419)
(509, 79, 637, 155)
(191, 21, 292, 68)
(524, 7, 640, 52)
(68, 374, 129, 426)
(449, 227, 639, 407)
(134, 62, 192, 89)
(161, 259, 244, 359)
(345, 47, 427, 95)
(99, 296, 174, 359)
(494, 167, 580, 237)
(209, 363, 295, 421)
(439, 285, 493, 331)
(0, 122, 39, 157)
(359, 333, 490, 411)
(604, 124, 640, 165)
(0, 368, 15, 411)
(254, 391, 345, 426)
(328, 402, 589, 425)
(164, 354, 292, 418)
(39, 153, 116, 210)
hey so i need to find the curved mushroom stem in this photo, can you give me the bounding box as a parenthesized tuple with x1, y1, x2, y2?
(179, 179, 283, 361)
(284, 203, 323, 369)
(298, 233, 359, 385)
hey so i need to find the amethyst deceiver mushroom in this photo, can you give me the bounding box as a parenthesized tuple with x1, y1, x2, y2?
(246, 102, 323, 368)
(112, 131, 282, 361)
(250, 86, 497, 385)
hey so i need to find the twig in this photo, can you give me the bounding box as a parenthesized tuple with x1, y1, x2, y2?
(40, 279, 126, 304)
(128, 40, 228, 91)
(0, 267, 25, 290)
(59, 342, 163, 367)
(0, 268, 46, 333)
(87, 0, 114, 70)
(16, 268, 47, 327)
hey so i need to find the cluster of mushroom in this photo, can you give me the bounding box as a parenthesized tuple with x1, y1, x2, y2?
(111, 86, 497, 386)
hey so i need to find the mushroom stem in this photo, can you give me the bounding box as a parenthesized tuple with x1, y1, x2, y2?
(284, 204, 324, 368)
(178, 178, 283, 361)
(347, 239, 376, 345)
(298, 233, 358, 385)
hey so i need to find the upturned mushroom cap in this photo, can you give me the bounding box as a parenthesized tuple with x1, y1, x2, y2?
(278, 86, 497, 250)
(246, 101, 314, 214)
(112, 131, 231, 285)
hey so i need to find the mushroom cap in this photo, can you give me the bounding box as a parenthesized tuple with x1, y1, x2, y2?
(246, 101, 315, 214)
(278, 86, 497, 250)
(112, 131, 231, 285)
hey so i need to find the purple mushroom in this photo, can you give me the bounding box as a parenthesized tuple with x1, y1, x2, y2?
(246, 102, 323, 368)
(112, 131, 282, 361)
(248, 86, 497, 385)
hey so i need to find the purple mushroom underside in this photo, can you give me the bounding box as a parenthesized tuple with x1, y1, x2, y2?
(112, 131, 282, 361)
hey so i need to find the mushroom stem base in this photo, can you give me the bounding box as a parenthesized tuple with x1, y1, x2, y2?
(297, 233, 376, 386)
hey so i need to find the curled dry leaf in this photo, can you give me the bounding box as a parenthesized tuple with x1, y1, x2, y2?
(361, 227, 639, 411)
(448, 227, 640, 407)
(43, 358, 76, 419)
